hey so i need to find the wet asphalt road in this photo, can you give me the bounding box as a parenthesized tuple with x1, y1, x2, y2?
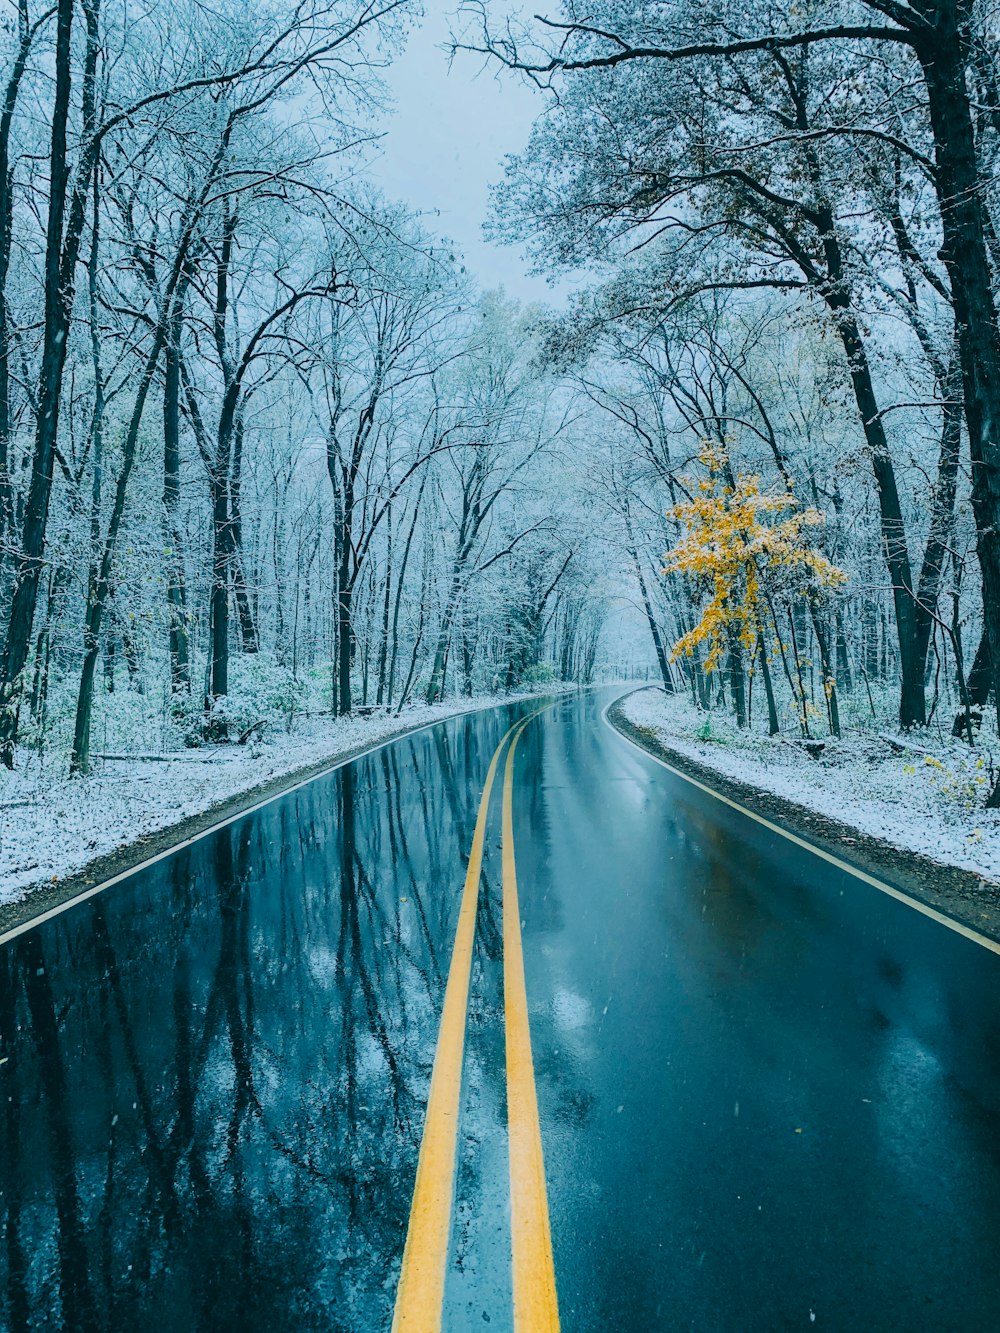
(2, 689, 1000, 1330)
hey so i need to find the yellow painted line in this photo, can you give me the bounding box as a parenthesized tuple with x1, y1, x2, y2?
(602, 697, 1000, 958)
(502, 716, 561, 1333)
(393, 707, 549, 1332)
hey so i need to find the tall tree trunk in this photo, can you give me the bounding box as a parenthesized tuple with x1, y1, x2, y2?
(273, 493, 287, 667)
(0, 0, 78, 766)
(71, 321, 167, 773)
(786, 601, 811, 738)
(461, 627, 477, 696)
(229, 414, 258, 655)
(387, 483, 424, 708)
(830, 305, 924, 727)
(783, 133, 924, 726)
(952, 625, 992, 736)
(28, 564, 69, 732)
(77, 171, 107, 767)
(397, 548, 431, 713)
(808, 596, 841, 738)
(914, 353, 962, 679)
(917, 9, 1000, 796)
(726, 626, 747, 728)
(327, 436, 355, 716)
(209, 475, 230, 705)
(163, 298, 190, 693)
(0, 1, 44, 560)
(426, 554, 465, 704)
(375, 506, 392, 706)
(337, 579, 353, 716)
(631, 543, 674, 691)
(758, 632, 780, 736)
(835, 607, 854, 694)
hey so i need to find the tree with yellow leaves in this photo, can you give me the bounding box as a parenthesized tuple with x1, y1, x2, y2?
(663, 445, 847, 736)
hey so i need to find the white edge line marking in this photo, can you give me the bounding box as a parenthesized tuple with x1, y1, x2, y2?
(0, 698, 562, 950)
(601, 694, 1000, 958)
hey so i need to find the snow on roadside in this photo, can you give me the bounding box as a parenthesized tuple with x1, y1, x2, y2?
(620, 687, 1000, 885)
(0, 692, 556, 907)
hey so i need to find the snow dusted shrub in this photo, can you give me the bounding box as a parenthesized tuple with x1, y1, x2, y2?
(233, 655, 310, 728)
(175, 655, 308, 747)
(168, 692, 222, 748)
(22, 657, 164, 761)
(903, 752, 997, 818)
(520, 662, 557, 686)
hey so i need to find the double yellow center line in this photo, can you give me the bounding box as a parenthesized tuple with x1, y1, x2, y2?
(392, 707, 560, 1333)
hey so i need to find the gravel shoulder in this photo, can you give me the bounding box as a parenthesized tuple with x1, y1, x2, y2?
(608, 691, 1000, 946)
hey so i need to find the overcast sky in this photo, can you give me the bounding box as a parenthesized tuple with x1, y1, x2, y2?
(369, 4, 560, 303)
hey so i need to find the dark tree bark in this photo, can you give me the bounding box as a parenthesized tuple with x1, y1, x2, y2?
(336, 551, 354, 716)
(631, 544, 675, 691)
(912, 2, 1000, 798)
(725, 626, 748, 728)
(757, 633, 780, 735)
(814, 219, 925, 727)
(396, 546, 431, 713)
(208, 471, 231, 706)
(914, 359, 962, 677)
(375, 504, 392, 706)
(71, 326, 170, 772)
(0, 0, 83, 766)
(460, 618, 478, 696)
(808, 595, 841, 738)
(0, 1, 52, 557)
(27, 562, 68, 731)
(426, 550, 465, 704)
(387, 479, 426, 708)
(952, 625, 992, 736)
(835, 608, 854, 693)
(229, 414, 258, 656)
(621, 497, 675, 693)
(163, 294, 190, 694)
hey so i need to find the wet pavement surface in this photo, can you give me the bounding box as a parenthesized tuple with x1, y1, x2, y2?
(2, 690, 1000, 1330)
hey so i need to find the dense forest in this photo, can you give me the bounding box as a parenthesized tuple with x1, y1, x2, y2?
(0, 0, 609, 779)
(460, 0, 1000, 803)
(3, 0, 1000, 805)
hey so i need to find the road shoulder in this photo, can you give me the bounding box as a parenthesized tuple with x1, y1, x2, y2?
(607, 693, 1000, 946)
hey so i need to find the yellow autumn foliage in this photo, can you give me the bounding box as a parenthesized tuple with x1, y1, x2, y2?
(663, 444, 847, 672)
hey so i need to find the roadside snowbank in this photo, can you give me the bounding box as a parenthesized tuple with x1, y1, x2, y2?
(0, 692, 554, 906)
(619, 687, 1000, 885)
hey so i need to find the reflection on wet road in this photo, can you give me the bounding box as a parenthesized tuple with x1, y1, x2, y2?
(3, 690, 1000, 1331)
(0, 708, 521, 1332)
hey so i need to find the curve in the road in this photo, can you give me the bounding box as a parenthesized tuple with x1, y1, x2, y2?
(602, 696, 1000, 958)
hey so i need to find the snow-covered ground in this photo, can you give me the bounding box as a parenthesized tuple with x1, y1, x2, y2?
(620, 687, 1000, 885)
(0, 692, 555, 907)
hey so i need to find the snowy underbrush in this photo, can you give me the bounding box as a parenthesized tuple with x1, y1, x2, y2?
(0, 688, 561, 907)
(620, 687, 1000, 885)
(25, 651, 567, 759)
(22, 653, 334, 760)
